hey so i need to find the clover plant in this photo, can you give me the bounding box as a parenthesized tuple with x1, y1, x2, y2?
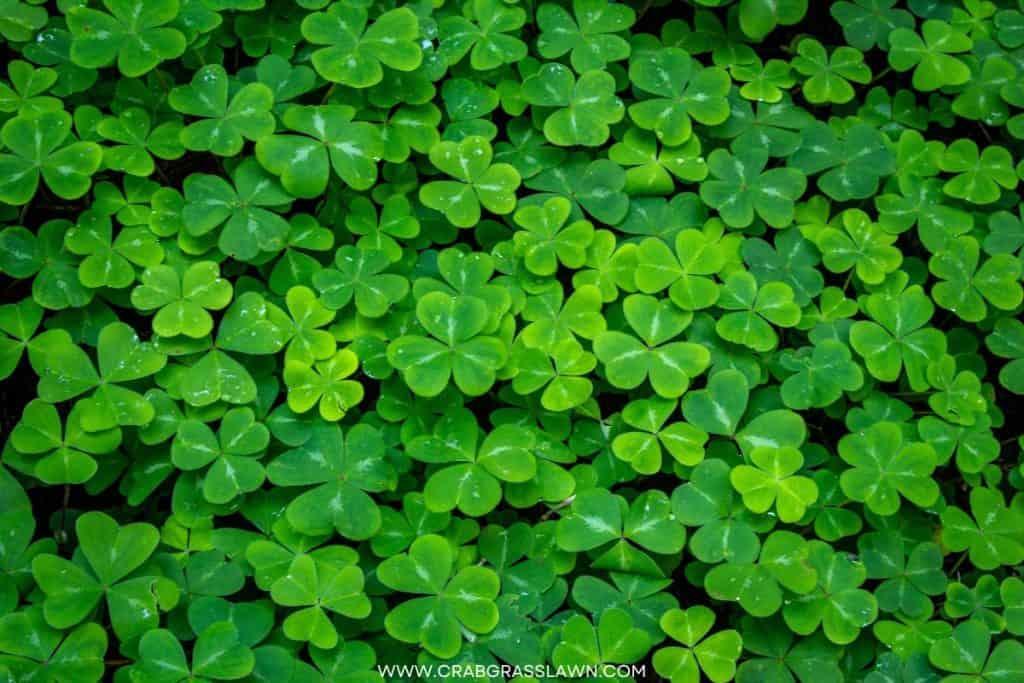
(0, 1, 1023, 682)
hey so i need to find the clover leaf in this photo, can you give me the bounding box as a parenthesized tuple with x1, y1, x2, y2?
(169, 64, 275, 157)
(653, 606, 742, 683)
(930, 236, 1023, 322)
(536, 0, 635, 73)
(439, 0, 527, 70)
(782, 542, 878, 645)
(301, 5, 421, 88)
(407, 409, 535, 516)
(850, 285, 947, 390)
(553, 607, 652, 668)
(628, 47, 731, 146)
(28, 323, 166, 430)
(0, 607, 106, 683)
(929, 619, 1024, 682)
(715, 271, 801, 352)
(731, 446, 819, 523)
(32, 511, 178, 640)
(521, 64, 624, 148)
(941, 487, 1024, 570)
(67, 0, 186, 77)
(816, 208, 902, 285)
(182, 158, 293, 261)
(513, 196, 594, 276)
(700, 147, 806, 228)
(255, 104, 384, 198)
(388, 292, 507, 397)
(284, 347, 364, 421)
(838, 421, 940, 515)
(611, 396, 707, 474)
(377, 534, 500, 658)
(705, 531, 817, 617)
(270, 554, 370, 649)
(0, 111, 102, 205)
(10, 399, 119, 484)
(739, 0, 808, 40)
(171, 407, 269, 504)
(594, 294, 710, 398)
(888, 20, 972, 91)
(419, 136, 521, 227)
(267, 422, 394, 540)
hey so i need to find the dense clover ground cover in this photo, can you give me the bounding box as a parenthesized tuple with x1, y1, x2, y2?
(1, 0, 1024, 681)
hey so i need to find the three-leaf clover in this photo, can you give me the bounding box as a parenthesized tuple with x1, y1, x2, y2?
(715, 272, 801, 352)
(779, 340, 865, 409)
(438, 0, 527, 70)
(941, 140, 1019, 204)
(0, 608, 106, 683)
(704, 531, 817, 617)
(888, 20, 972, 91)
(792, 39, 871, 104)
(930, 236, 1023, 322)
(521, 64, 625, 148)
(255, 105, 384, 198)
(169, 64, 275, 157)
(32, 512, 178, 640)
(838, 421, 940, 515)
(628, 47, 731, 146)
(928, 619, 1024, 682)
(512, 196, 594, 276)
(553, 607, 652, 668)
(611, 396, 707, 474)
(407, 409, 536, 516)
(387, 292, 508, 397)
(536, 0, 635, 72)
(301, 5, 421, 88)
(816, 209, 902, 285)
(267, 422, 395, 540)
(850, 285, 947, 390)
(131, 261, 233, 338)
(64, 209, 163, 289)
(377, 534, 500, 658)
(782, 541, 878, 645)
(28, 323, 166, 430)
(699, 147, 806, 228)
(419, 136, 521, 227)
(731, 446, 819, 523)
(171, 407, 269, 503)
(67, 0, 186, 77)
(0, 111, 102, 205)
(941, 487, 1024, 571)
(653, 606, 743, 683)
(594, 294, 710, 397)
(182, 159, 293, 261)
(270, 554, 370, 649)
(283, 347, 365, 421)
(313, 246, 409, 318)
(10, 399, 119, 484)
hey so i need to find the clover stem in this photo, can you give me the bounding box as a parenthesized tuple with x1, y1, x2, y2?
(949, 551, 968, 576)
(541, 495, 576, 520)
(321, 84, 337, 105)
